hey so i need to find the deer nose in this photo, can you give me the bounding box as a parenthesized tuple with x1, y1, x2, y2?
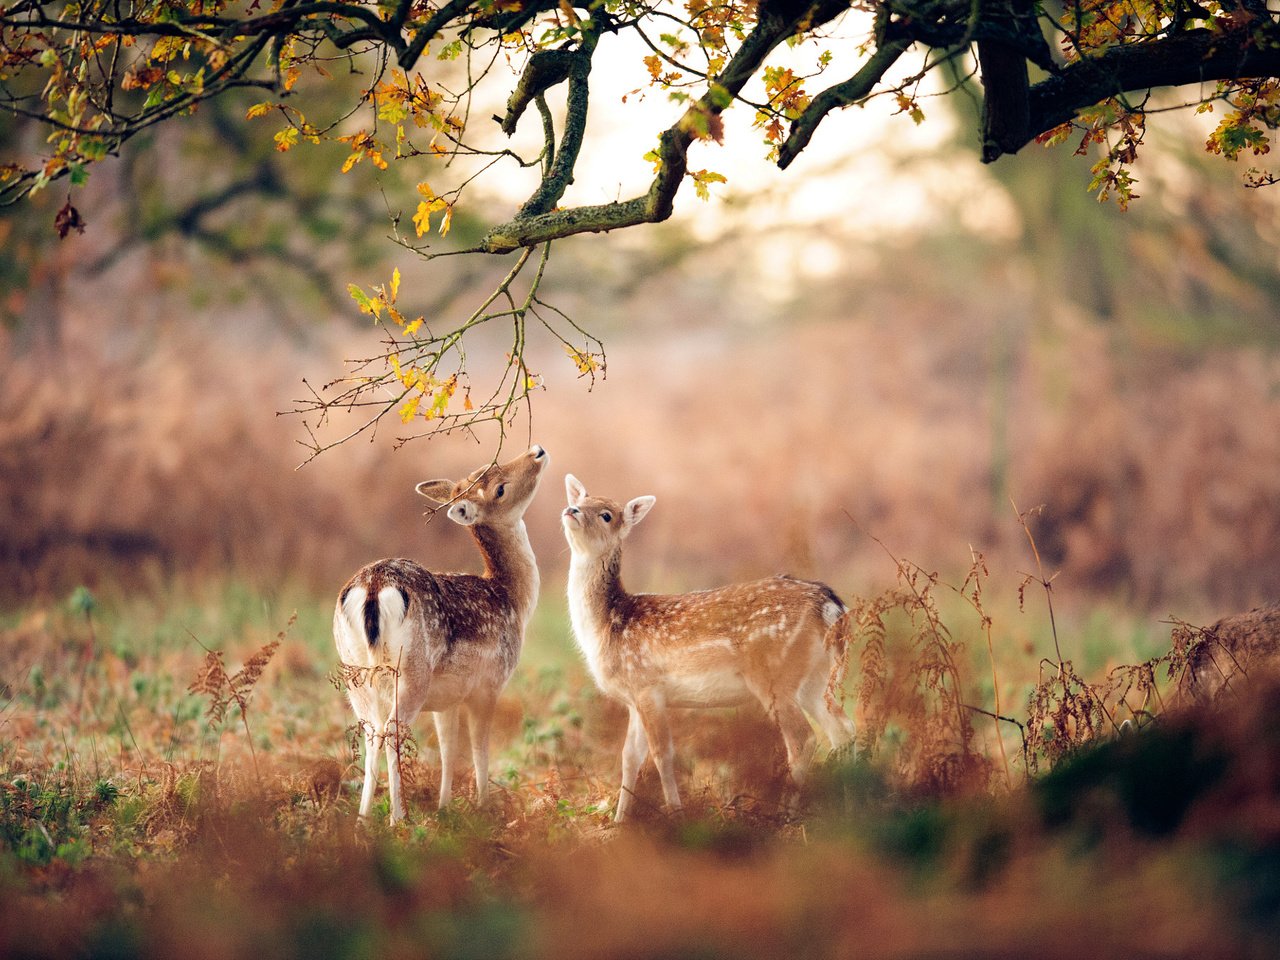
(530, 444, 547, 461)
(563, 506, 579, 518)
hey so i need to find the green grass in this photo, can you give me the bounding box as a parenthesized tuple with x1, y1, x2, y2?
(2, 577, 1273, 959)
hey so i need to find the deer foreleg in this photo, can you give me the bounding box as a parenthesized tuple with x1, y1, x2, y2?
(616, 705, 650, 822)
(433, 706, 461, 809)
(464, 693, 498, 805)
(634, 691, 681, 814)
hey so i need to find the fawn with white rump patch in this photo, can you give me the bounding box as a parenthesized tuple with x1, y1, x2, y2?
(334, 445, 548, 823)
(561, 474, 855, 821)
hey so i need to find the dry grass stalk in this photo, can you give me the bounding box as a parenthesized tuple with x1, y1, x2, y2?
(957, 549, 1013, 789)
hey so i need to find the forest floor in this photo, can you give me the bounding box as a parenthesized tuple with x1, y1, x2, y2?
(2, 576, 1278, 959)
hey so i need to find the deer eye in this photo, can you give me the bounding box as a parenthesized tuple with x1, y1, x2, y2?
(495, 484, 506, 499)
(600, 512, 612, 523)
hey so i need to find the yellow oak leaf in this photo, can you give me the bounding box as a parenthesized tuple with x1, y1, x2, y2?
(399, 396, 421, 423)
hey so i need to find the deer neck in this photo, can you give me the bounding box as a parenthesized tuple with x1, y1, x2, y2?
(567, 546, 628, 660)
(472, 520, 539, 622)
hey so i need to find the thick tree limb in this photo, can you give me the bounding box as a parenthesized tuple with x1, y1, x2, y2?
(977, 0, 1032, 161)
(499, 48, 583, 136)
(478, 128, 688, 253)
(4, 1, 401, 48)
(777, 36, 913, 169)
(398, 0, 477, 69)
(514, 50, 592, 217)
(988, 24, 1280, 160)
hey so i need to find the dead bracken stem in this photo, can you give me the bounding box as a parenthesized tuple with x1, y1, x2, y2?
(186, 613, 293, 783)
(959, 548, 1013, 790)
(392, 649, 406, 796)
(1011, 499, 1064, 666)
(844, 511, 988, 794)
(1012, 503, 1122, 769)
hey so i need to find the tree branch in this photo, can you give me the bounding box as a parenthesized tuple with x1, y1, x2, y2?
(3, 1, 400, 46)
(989, 24, 1280, 160)
(778, 36, 913, 170)
(499, 48, 583, 136)
(398, 0, 476, 69)
(479, 0, 851, 252)
(976, 0, 1031, 161)
(514, 39, 596, 218)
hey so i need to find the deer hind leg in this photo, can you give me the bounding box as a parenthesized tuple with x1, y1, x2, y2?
(358, 721, 380, 819)
(775, 699, 818, 788)
(633, 691, 682, 815)
(381, 717, 406, 824)
(745, 674, 817, 793)
(382, 712, 417, 824)
(432, 706, 462, 809)
(380, 679, 432, 824)
(463, 690, 498, 806)
(615, 705, 650, 822)
(798, 669, 856, 751)
(346, 684, 385, 820)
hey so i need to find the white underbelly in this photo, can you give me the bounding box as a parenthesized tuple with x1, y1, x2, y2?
(420, 671, 479, 711)
(661, 671, 752, 709)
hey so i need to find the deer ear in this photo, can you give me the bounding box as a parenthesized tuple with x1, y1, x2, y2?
(416, 479, 455, 503)
(622, 496, 656, 532)
(446, 500, 479, 526)
(565, 474, 588, 506)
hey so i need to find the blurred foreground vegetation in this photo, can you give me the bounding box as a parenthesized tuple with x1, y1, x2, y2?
(2, 578, 1279, 958)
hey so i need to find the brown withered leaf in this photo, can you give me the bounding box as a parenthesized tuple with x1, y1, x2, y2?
(707, 113, 725, 145)
(121, 65, 164, 90)
(54, 200, 86, 239)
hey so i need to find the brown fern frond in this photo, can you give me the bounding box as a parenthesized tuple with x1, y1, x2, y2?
(848, 595, 890, 754)
(843, 540, 984, 793)
(1016, 573, 1033, 613)
(188, 650, 230, 726)
(1103, 658, 1165, 723)
(330, 661, 399, 693)
(957, 548, 1013, 787)
(1164, 617, 1217, 688)
(347, 721, 370, 763)
(824, 611, 854, 714)
(384, 718, 419, 788)
(1025, 657, 1113, 771)
(228, 639, 280, 711)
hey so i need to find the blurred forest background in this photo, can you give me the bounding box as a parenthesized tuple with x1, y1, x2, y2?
(4, 42, 1280, 959)
(3, 64, 1277, 623)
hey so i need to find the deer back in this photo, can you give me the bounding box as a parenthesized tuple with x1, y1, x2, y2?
(613, 577, 843, 697)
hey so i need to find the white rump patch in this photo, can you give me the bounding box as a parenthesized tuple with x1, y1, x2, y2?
(822, 600, 846, 627)
(379, 586, 409, 625)
(341, 586, 368, 628)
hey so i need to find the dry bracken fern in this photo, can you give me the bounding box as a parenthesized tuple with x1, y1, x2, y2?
(845, 549, 989, 794)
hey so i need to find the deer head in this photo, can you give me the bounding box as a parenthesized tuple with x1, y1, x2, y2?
(417, 444, 549, 526)
(561, 473, 655, 561)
